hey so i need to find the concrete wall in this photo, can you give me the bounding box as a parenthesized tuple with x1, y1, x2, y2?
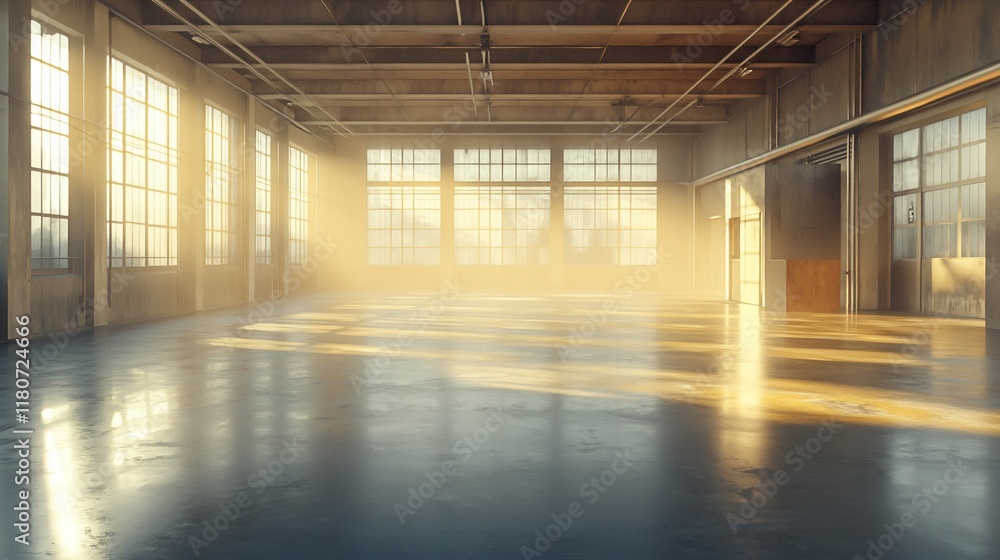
(3, 0, 336, 338)
(693, 179, 726, 297)
(325, 134, 694, 293)
(690, 0, 1000, 323)
(988, 85, 1000, 329)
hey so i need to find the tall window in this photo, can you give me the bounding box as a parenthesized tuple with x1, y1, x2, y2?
(289, 146, 310, 265)
(452, 147, 551, 265)
(564, 186, 657, 265)
(564, 148, 657, 182)
(563, 148, 658, 265)
(30, 21, 70, 270)
(255, 130, 273, 264)
(892, 108, 986, 260)
(108, 58, 178, 267)
(366, 147, 441, 265)
(205, 105, 238, 265)
(367, 187, 441, 265)
(455, 147, 550, 182)
(454, 186, 550, 265)
(367, 147, 440, 182)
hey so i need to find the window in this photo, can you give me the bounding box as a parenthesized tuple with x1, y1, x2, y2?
(205, 105, 238, 265)
(366, 147, 442, 265)
(255, 130, 273, 264)
(564, 148, 657, 182)
(454, 148, 550, 182)
(367, 147, 440, 182)
(892, 108, 986, 261)
(107, 58, 178, 267)
(892, 129, 919, 192)
(922, 188, 958, 259)
(893, 194, 918, 260)
(289, 147, 310, 265)
(30, 21, 70, 270)
(961, 183, 986, 258)
(454, 186, 550, 265)
(367, 186, 441, 265)
(564, 186, 657, 265)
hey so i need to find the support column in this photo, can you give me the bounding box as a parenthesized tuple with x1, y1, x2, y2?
(178, 67, 206, 312)
(440, 141, 455, 281)
(274, 122, 290, 296)
(549, 144, 564, 290)
(244, 100, 256, 301)
(85, 3, 110, 327)
(986, 85, 1000, 330)
(1, 0, 32, 338)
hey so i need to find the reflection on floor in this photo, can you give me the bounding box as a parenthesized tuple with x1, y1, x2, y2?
(1, 292, 998, 559)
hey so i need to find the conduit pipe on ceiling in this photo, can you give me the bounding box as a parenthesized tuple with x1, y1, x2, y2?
(456, 0, 481, 118)
(690, 59, 1000, 187)
(626, 0, 798, 142)
(97, 2, 320, 139)
(636, 0, 833, 142)
(151, 0, 354, 137)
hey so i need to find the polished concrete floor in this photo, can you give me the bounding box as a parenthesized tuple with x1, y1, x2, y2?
(2, 292, 999, 559)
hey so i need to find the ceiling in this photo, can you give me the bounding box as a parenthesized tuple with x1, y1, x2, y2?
(136, 0, 879, 139)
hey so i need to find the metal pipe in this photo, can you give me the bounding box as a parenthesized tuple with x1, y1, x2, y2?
(627, 0, 797, 142)
(637, 0, 833, 142)
(96, 1, 320, 139)
(691, 59, 1000, 187)
(160, 0, 353, 137)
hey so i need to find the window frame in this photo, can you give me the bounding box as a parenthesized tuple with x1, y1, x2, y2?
(204, 103, 240, 266)
(30, 19, 73, 272)
(563, 185, 658, 266)
(288, 145, 311, 265)
(366, 146, 443, 266)
(890, 106, 986, 262)
(106, 55, 180, 269)
(254, 128, 274, 265)
(454, 184, 551, 266)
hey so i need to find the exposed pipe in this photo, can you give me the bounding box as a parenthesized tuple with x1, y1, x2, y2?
(627, 0, 798, 142)
(636, 0, 834, 142)
(153, 0, 353, 137)
(578, 0, 633, 126)
(319, 0, 405, 114)
(96, 2, 321, 140)
(690, 59, 1000, 187)
(456, 0, 480, 118)
(465, 53, 480, 118)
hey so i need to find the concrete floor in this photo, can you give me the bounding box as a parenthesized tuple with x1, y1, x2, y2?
(2, 292, 999, 560)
